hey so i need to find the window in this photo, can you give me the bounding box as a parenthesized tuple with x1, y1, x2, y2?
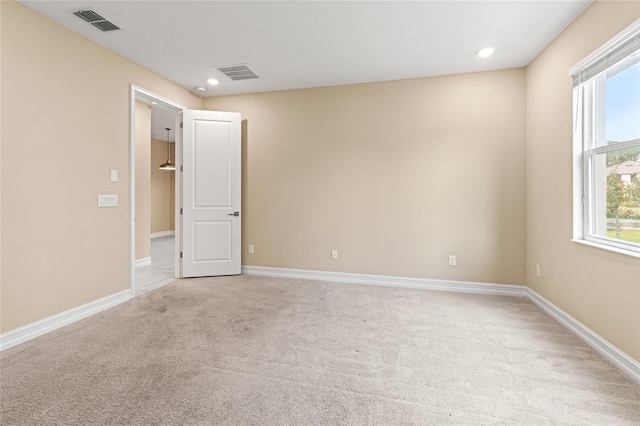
(571, 19, 640, 256)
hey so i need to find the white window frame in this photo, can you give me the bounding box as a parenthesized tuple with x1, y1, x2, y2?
(570, 18, 640, 258)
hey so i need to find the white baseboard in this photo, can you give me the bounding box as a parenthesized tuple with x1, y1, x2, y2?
(242, 265, 640, 385)
(0, 290, 131, 352)
(526, 288, 640, 385)
(135, 257, 151, 268)
(151, 231, 175, 239)
(241, 266, 527, 297)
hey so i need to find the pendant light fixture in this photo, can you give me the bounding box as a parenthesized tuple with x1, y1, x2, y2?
(158, 127, 175, 171)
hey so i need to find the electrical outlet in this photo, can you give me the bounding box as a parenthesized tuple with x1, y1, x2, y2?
(449, 255, 456, 266)
(536, 264, 541, 278)
(332, 250, 338, 259)
(248, 244, 254, 254)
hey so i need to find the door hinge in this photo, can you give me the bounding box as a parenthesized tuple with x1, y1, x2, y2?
(180, 165, 183, 172)
(180, 208, 183, 214)
(180, 122, 183, 129)
(582, 195, 586, 204)
(180, 252, 183, 258)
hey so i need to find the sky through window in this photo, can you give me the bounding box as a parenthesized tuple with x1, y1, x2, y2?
(606, 61, 640, 142)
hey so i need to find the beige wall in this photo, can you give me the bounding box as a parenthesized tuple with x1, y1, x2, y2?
(151, 139, 175, 233)
(135, 102, 151, 260)
(205, 69, 526, 285)
(526, 0, 640, 361)
(0, 1, 202, 333)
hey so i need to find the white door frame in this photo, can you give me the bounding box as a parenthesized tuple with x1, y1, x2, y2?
(129, 84, 186, 298)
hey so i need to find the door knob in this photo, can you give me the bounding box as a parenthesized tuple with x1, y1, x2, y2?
(228, 212, 240, 216)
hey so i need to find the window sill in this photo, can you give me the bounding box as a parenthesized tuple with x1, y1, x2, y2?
(571, 239, 640, 259)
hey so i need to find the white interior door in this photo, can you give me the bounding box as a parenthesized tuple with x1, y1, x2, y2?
(180, 110, 241, 277)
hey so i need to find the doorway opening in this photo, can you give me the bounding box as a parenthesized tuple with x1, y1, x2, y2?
(129, 85, 185, 298)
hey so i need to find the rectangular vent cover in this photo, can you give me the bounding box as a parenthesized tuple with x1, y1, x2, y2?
(73, 10, 105, 22)
(72, 9, 121, 32)
(216, 64, 259, 81)
(91, 21, 120, 32)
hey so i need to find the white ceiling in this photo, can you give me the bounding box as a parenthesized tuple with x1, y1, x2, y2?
(20, 0, 592, 98)
(150, 103, 179, 143)
(135, 95, 179, 142)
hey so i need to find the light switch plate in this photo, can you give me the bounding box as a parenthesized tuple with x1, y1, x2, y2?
(110, 170, 119, 182)
(98, 194, 118, 207)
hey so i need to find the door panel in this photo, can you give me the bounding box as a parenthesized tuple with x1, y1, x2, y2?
(193, 120, 232, 207)
(193, 221, 232, 261)
(181, 110, 241, 277)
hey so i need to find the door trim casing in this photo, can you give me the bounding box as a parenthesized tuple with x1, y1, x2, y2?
(129, 85, 186, 298)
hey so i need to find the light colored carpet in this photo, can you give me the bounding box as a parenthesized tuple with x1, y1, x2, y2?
(1, 275, 639, 425)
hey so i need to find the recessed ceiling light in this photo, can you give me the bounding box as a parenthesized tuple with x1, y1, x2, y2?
(207, 78, 219, 86)
(477, 47, 494, 58)
(150, 101, 157, 105)
(195, 87, 206, 92)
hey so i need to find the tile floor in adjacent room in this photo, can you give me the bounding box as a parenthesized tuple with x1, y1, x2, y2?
(135, 235, 176, 296)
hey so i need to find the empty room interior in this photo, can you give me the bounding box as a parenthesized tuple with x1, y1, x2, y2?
(1, 0, 640, 424)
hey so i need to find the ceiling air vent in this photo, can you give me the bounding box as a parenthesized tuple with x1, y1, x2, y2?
(73, 10, 105, 22)
(71, 9, 121, 32)
(91, 21, 120, 32)
(216, 64, 259, 81)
